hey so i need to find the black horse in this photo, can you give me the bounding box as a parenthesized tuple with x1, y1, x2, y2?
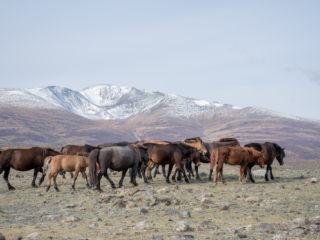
(244, 142, 285, 182)
(88, 144, 148, 191)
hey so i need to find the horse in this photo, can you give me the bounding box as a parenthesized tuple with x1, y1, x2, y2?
(244, 142, 285, 182)
(59, 144, 98, 179)
(44, 155, 90, 192)
(206, 138, 240, 180)
(0, 147, 60, 190)
(144, 142, 197, 183)
(88, 143, 148, 191)
(213, 146, 266, 185)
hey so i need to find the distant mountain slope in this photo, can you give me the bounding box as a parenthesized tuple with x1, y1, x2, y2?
(0, 84, 319, 168)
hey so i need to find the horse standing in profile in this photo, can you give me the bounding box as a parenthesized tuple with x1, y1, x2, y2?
(88, 144, 149, 191)
(44, 155, 91, 192)
(213, 146, 266, 185)
(244, 142, 285, 182)
(0, 147, 60, 190)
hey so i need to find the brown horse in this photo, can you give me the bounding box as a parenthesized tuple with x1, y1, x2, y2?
(0, 147, 60, 190)
(44, 155, 90, 191)
(144, 142, 197, 183)
(60, 145, 86, 155)
(213, 146, 265, 185)
(244, 142, 285, 182)
(183, 137, 208, 155)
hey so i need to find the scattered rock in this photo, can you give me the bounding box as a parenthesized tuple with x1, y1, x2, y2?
(272, 234, 287, 240)
(113, 199, 126, 208)
(157, 187, 169, 194)
(99, 194, 113, 203)
(166, 208, 179, 215)
(197, 220, 218, 231)
(65, 203, 76, 208)
(259, 223, 276, 233)
(200, 197, 212, 204)
(41, 214, 61, 221)
(125, 200, 137, 208)
(63, 216, 80, 222)
(292, 217, 309, 226)
(309, 224, 320, 233)
(26, 232, 41, 239)
(219, 202, 231, 210)
(245, 196, 261, 203)
(168, 234, 195, 240)
(114, 226, 128, 232)
(181, 210, 191, 218)
(135, 221, 150, 230)
(175, 221, 193, 232)
(140, 208, 148, 214)
(236, 231, 247, 238)
(310, 216, 320, 225)
(199, 172, 207, 177)
(305, 178, 317, 184)
(157, 196, 173, 205)
(289, 227, 305, 237)
(150, 236, 164, 240)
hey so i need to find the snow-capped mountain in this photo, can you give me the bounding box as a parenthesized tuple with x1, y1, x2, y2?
(0, 84, 241, 120)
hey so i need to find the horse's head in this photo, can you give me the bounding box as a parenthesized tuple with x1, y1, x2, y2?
(276, 147, 285, 166)
(184, 137, 208, 155)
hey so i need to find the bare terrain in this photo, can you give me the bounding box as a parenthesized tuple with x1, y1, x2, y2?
(0, 164, 319, 240)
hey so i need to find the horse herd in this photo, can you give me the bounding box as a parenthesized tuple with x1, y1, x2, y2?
(0, 137, 286, 192)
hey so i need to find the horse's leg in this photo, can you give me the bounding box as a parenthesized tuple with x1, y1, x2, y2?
(95, 171, 104, 191)
(146, 162, 153, 180)
(81, 171, 90, 187)
(103, 170, 116, 189)
(130, 164, 138, 186)
(53, 172, 59, 192)
(171, 168, 177, 182)
(270, 165, 274, 180)
(153, 164, 160, 178)
(213, 165, 219, 185)
(166, 164, 174, 184)
(72, 170, 79, 190)
(265, 165, 270, 181)
(46, 172, 53, 192)
(119, 169, 128, 188)
(161, 164, 166, 179)
(208, 169, 214, 181)
(70, 172, 74, 179)
(180, 164, 190, 183)
(31, 167, 40, 187)
(3, 167, 15, 190)
(195, 165, 200, 180)
(220, 166, 226, 185)
(239, 165, 245, 184)
(38, 168, 46, 186)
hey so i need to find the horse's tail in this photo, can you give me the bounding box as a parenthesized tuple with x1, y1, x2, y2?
(43, 156, 52, 174)
(88, 149, 100, 187)
(0, 150, 13, 174)
(60, 146, 64, 153)
(210, 149, 218, 171)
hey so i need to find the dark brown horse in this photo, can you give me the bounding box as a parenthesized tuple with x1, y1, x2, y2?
(0, 147, 60, 190)
(145, 142, 198, 183)
(244, 142, 285, 182)
(213, 146, 265, 185)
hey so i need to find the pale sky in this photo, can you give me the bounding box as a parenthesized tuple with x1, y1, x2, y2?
(1, 1, 320, 119)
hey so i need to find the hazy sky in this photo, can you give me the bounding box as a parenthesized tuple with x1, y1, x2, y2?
(1, 1, 320, 119)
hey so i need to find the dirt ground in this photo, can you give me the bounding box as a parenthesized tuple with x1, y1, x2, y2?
(0, 164, 319, 240)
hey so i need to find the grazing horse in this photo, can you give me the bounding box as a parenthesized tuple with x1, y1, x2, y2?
(44, 155, 90, 192)
(88, 144, 148, 191)
(0, 147, 60, 190)
(213, 146, 265, 185)
(207, 138, 240, 180)
(244, 142, 285, 182)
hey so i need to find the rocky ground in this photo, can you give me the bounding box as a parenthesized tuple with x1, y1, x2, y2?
(0, 164, 319, 240)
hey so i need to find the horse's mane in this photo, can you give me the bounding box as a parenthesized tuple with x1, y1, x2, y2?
(184, 137, 202, 143)
(266, 142, 285, 157)
(218, 138, 240, 146)
(244, 143, 262, 151)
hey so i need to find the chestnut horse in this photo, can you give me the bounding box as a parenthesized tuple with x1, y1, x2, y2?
(0, 147, 60, 190)
(44, 155, 90, 192)
(213, 146, 265, 185)
(244, 142, 285, 182)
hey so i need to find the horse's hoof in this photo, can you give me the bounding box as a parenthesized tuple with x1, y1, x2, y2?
(111, 185, 116, 189)
(55, 187, 60, 192)
(8, 186, 16, 191)
(32, 184, 38, 188)
(132, 182, 138, 186)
